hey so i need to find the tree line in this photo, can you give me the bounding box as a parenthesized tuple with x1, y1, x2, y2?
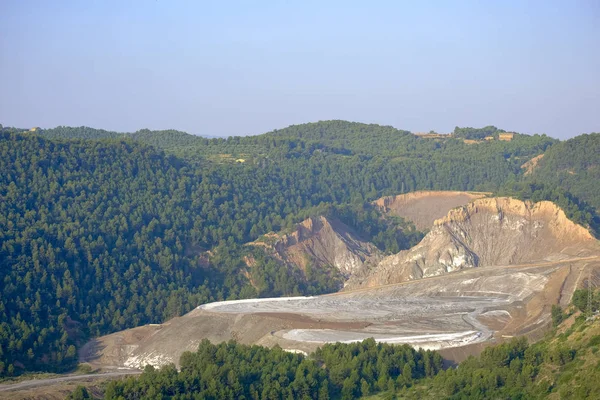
(104, 338, 442, 399)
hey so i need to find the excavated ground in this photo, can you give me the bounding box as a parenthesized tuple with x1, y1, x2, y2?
(76, 195, 600, 376)
(373, 191, 489, 230)
(80, 256, 600, 370)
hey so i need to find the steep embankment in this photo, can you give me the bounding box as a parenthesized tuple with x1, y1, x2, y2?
(248, 216, 382, 278)
(373, 191, 488, 230)
(348, 197, 598, 289)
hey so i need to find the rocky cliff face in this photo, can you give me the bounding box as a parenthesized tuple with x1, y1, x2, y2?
(250, 216, 383, 278)
(347, 197, 597, 289)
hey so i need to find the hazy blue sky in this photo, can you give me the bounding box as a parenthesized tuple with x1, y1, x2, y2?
(1, 1, 598, 139)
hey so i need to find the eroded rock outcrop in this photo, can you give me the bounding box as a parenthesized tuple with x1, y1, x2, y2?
(347, 197, 597, 288)
(249, 216, 383, 278)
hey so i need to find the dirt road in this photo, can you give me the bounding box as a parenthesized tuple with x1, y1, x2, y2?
(463, 307, 493, 342)
(0, 371, 141, 393)
(334, 255, 600, 296)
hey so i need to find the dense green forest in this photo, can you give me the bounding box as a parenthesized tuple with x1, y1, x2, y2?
(40, 126, 204, 157)
(104, 339, 442, 399)
(39, 121, 556, 167)
(527, 133, 600, 210)
(0, 121, 595, 377)
(452, 125, 507, 140)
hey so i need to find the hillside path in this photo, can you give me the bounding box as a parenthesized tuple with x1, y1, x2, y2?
(331, 255, 600, 296)
(0, 370, 141, 393)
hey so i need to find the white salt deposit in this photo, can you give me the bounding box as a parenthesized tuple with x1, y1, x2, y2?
(198, 296, 316, 310)
(282, 329, 483, 350)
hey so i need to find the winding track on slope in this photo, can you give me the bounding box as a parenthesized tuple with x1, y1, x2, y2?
(330, 255, 600, 297)
(0, 371, 141, 394)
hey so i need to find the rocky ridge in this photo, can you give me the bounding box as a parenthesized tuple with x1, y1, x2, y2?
(346, 197, 597, 289)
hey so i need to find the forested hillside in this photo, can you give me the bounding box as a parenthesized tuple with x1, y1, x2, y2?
(452, 125, 507, 139)
(0, 121, 586, 377)
(38, 120, 556, 166)
(528, 133, 600, 210)
(104, 339, 442, 399)
(39, 126, 202, 156)
(0, 131, 378, 375)
(0, 133, 217, 375)
(494, 133, 600, 235)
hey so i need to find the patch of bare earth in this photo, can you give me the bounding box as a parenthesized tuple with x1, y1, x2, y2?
(521, 153, 545, 176)
(78, 257, 599, 370)
(247, 215, 383, 278)
(372, 190, 489, 230)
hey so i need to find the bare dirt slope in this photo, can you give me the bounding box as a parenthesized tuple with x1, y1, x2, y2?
(79, 257, 600, 371)
(347, 197, 598, 289)
(521, 153, 545, 176)
(248, 216, 382, 277)
(248, 192, 491, 281)
(373, 191, 489, 230)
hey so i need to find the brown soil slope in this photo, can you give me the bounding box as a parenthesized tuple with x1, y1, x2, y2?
(521, 153, 545, 176)
(373, 191, 488, 230)
(347, 197, 598, 289)
(249, 216, 382, 278)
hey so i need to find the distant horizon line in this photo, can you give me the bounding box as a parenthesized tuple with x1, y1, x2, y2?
(3, 119, 592, 141)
